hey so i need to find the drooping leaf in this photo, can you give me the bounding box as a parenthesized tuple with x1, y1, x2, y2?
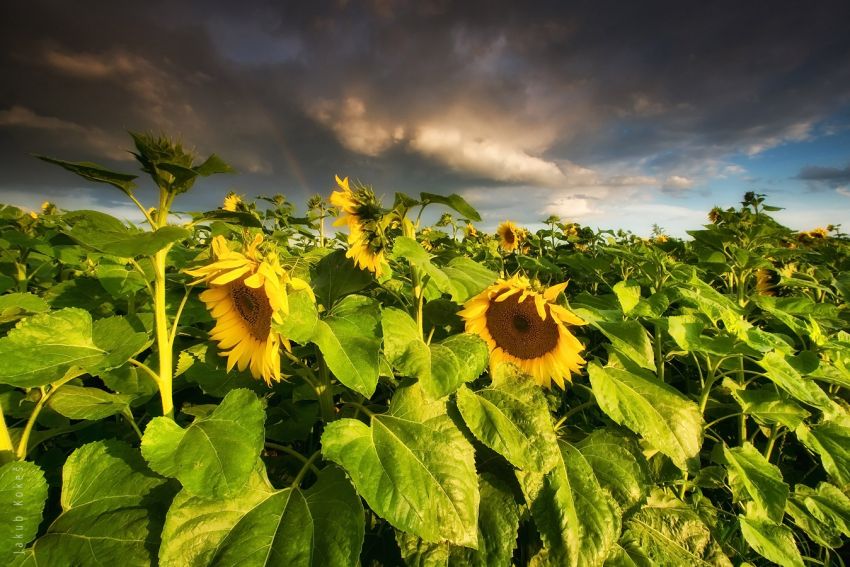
(440, 257, 497, 303)
(739, 514, 804, 567)
(612, 281, 642, 315)
(159, 464, 363, 567)
(723, 442, 788, 522)
(425, 333, 488, 398)
(14, 440, 174, 566)
(35, 156, 138, 194)
(420, 192, 481, 221)
(794, 482, 850, 539)
(517, 441, 620, 567)
(91, 315, 151, 373)
(382, 307, 431, 383)
(758, 351, 837, 415)
(311, 250, 373, 309)
(725, 382, 810, 429)
(449, 473, 521, 567)
(592, 321, 655, 371)
(0, 461, 48, 564)
(588, 361, 704, 471)
(796, 421, 850, 487)
(141, 389, 265, 498)
(312, 295, 381, 397)
(577, 428, 651, 513)
(274, 287, 319, 344)
(0, 293, 48, 324)
(63, 210, 190, 257)
(321, 388, 479, 547)
(623, 490, 732, 566)
(47, 385, 133, 420)
(456, 369, 560, 473)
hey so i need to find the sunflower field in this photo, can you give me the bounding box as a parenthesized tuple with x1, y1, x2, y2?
(2, 134, 850, 567)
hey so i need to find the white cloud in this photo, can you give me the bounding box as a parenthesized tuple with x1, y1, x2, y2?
(308, 96, 401, 156)
(411, 126, 569, 186)
(745, 121, 813, 156)
(663, 175, 694, 190)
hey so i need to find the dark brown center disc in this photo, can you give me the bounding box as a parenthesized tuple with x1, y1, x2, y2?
(485, 294, 559, 359)
(230, 280, 273, 340)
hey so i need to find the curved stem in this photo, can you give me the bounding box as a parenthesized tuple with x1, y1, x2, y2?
(169, 286, 193, 348)
(122, 408, 143, 440)
(291, 450, 322, 488)
(555, 401, 595, 429)
(16, 370, 81, 460)
(266, 442, 322, 474)
(344, 401, 376, 418)
(129, 358, 162, 387)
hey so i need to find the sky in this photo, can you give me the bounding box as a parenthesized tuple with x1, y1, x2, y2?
(1, 0, 850, 236)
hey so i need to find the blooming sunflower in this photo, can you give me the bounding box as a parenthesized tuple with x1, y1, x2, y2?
(459, 275, 585, 389)
(222, 192, 243, 212)
(496, 220, 524, 253)
(185, 234, 311, 384)
(329, 175, 387, 276)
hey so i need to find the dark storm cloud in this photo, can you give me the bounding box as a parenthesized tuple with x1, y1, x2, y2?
(796, 162, 850, 191)
(1, 0, 850, 217)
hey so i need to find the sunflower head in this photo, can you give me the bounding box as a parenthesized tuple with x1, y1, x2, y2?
(329, 176, 388, 276)
(496, 220, 525, 253)
(464, 222, 478, 239)
(459, 275, 585, 389)
(798, 227, 829, 242)
(222, 192, 243, 212)
(755, 268, 778, 296)
(185, 234, 312, 384)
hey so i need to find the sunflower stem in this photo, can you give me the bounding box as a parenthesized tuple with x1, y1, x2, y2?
(291, 450, 322, 488)
(16, 369, 81, 460)
(153, 247, 174, 418)
(122, 408, 144, 440)
(315, 350, 336, 422)
(0, 402, 14, 464)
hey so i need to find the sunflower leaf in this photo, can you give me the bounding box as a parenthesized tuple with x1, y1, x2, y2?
(739, 514, 804, 567)
(62, 210, 190, 258)
(587, 361, 704, 472)
(313, 294, 381, 397)
(0, 461, 48, 564)
(796, 421, 850, 486)
(158, 464, 363, 567)
(456, 370, 560, 473)
(46, 385, 134, 421)
(141, 389, 265, 498)
(419, 192, 481, 222)
(0, 308, 106, 388)
(426, 333, 488, 398)
(517, 440, 620, 566)
(722, 442, 788, 522)
(34, 155, 138, 195)
(13, 440, 174, 566)
(577, 428, 651, 514)
(321, 387, 479, 547)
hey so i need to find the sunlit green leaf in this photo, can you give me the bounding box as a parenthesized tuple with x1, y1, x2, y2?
(796, 421, 850, 486)
(577, 428, 651, 513)
(739, 514, 804, 567)
(0, 461, 47, 564)
(723, 442, 788, 522)
(47, 385, 133, 420)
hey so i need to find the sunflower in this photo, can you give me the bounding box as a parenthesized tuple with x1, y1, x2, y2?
(222, 192, 243, 212)
(329, 175, 387, 276)
(459, 275, 585, 389)
(496, 220, 525, 253)
(185, 234, 312, 384)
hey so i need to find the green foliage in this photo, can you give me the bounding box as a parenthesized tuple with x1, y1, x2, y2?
(6, 139, 850, 565)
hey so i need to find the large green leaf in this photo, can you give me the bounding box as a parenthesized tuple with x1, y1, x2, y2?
(426, 333, 488, 398)
(456, 369, 560, 473)
(0, 308, 105, 388)
(382, 307, 431, 383)
(14, 440, 174, 566)
(159, 464, 363, 567)
(723, 442, 788, 522)
(274, 287, 319, 344)
(321, 388, 479, 547)
(612, 281, 642, 315)
(739, 514, 804, 567)
(793, 482, 850, 539)
(577, 429, 651, 513)
(383, 307, 487, 398)
(141, 388, 265, 497)
(312, 295, 381, 397)
(419, 192, 481, 221)
(91, 315, 151, 373)
(440, 257, 497, 303)
(311, 250, 373, 309)
(592, 321, 655, 371)
(796, 421, 850, 486)
(667, 314, 736, 356)
(725, 382, 810, 429)
(47, 385, 133, 420)
(35, 156, 138, 194)
(63, 210, 190, 257)
(449, 473, 520, 567)
(393, 237, 454, 297)
(623, 490, 732, 566)
(0, 292, 48, 324)
(588, 361, 704, 471)
(758, 351, 837, 414)
(517, 441, 620, 567)
(0, 461, 47, 564)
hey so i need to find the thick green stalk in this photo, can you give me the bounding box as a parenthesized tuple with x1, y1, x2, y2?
(153, 248, 174, 418)
(16, 371, 79, 460)
(0, 402, 14, 464)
